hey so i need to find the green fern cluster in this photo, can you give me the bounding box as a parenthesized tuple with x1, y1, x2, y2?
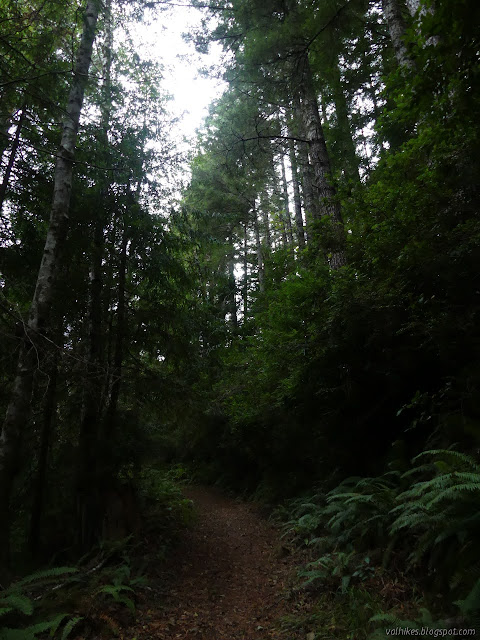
(281, 448, 480, 620)
(369, 578, 480, 638)
(390, 449, 480, 591)
(281, 472, 400, 554)
(325, 472, 400, 549)
(0, 567, 82, 640)
(93, 558, 147, 614)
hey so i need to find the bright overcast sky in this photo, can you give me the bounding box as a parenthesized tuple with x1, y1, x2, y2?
(137, 4, 225, 142)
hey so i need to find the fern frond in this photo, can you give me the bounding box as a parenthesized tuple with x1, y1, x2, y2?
(61, 616, 83, 640)
(0, 594, 33, 616)
(14, 567, 78, 589)
(415, 449, 480, 472)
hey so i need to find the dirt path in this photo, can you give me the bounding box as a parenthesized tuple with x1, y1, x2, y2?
(130, 486, 303, 640)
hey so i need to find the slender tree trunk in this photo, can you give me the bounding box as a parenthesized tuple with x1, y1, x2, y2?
(298, 53, 346, 268)
(0, 107, 26, 212)
(253, 204, 265, 293)
(76, 222, 127, 549)
(270, 157, 288, 247)
(383, 0, 415, 70)
(291, 98, 318, 235)
(280, 155, 294, 247)
(288, 137, 305, 250)
(227, 244, 238, 329)
(243, 222, 248, 321)
(76, 0, 112, 548)
(0, 0, 99, 571)
(298, 142, 316, 236)
(279, 215, 288, 247)
(260, 201, 272, 251)
(330, 61, 360, 183)
(0, 109, 13, 165)
(103, 225, 127, 439)
(76, 216, 105, 549)
(28, 347, 59, 559)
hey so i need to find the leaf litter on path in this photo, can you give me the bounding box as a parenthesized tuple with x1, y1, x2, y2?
(127, 486, 309, 640)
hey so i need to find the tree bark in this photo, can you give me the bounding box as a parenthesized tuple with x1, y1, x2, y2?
(103, 224, 127, 439)
(28, 347, 59, 559)
(260, 200, 272, 251)
(0, 107, 26, 213)
(383, 0, 415, 70)
(280, 155, 294, 247)
(76, 0, 112, 548)
(297, 138, 316, 234)
(330, 61, 361, 183)
(227, 244, 238, 329)
(290, 98, 318, 237)
(297, 53, 346, 268)
(0, 0, 99, 571)
(0, 109, 13, 165)
(242, 222, 248, 321)
(287, 137, 305, 250)
(253, 204, 265, 293)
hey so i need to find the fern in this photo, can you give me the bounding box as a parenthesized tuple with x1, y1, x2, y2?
(0, 595, 33, 618)
(0, 613, 69, 640)
(96, 584, 136, 613)
(0, 567, 79, 640)
(14, 567, 78, 589)
(60, 616, 83, 640)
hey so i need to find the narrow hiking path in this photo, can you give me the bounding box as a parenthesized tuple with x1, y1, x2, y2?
(129, 486, 308, 640)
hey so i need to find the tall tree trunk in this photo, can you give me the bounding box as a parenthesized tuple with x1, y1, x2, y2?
(0, 0, 99, 571)
(227, 244, 238, 329)
(280, 155, 294, 247)
(290, 98, 318, 236)
(298, 142, 316, 237)
(253, 204, 265, 293)
(76, 215, 105, 549)
(287, 137, 305, 250)
(297, 53, 346, 268)
(260, 200, 272, 251)
(243, 222, 248, 321)
(76, 0, 112, 549)
(28, 346, 59, 559)
(103, 224, 127, 440)
(383, 0, 415, 70)
(0, 108, 14, 165)
(0, 107, 26, 213)
(270, 157, 288, 247)
(330, 61, 361, 183)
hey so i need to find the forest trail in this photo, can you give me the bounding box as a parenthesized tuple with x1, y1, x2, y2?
(129, 486, 303, 640)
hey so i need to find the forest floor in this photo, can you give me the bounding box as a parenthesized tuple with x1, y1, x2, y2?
(126, 486, 310, 640)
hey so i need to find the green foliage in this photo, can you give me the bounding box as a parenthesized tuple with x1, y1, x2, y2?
(389, 450, 480, 593)
(95, 583, 136, 614)
(139, 466, 195, 529)
(300, 552, 375, 594)
(280, 587, 385, 640)
(279, 448, 480, 635)
(0, 567, 80, 639)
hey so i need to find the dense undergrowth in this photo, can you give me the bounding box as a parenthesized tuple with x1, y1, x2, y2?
(274, 449, 480, 639)
(0, 467, 193, 640)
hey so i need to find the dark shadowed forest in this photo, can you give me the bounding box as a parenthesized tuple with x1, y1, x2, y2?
(1, 0, 479, 637)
